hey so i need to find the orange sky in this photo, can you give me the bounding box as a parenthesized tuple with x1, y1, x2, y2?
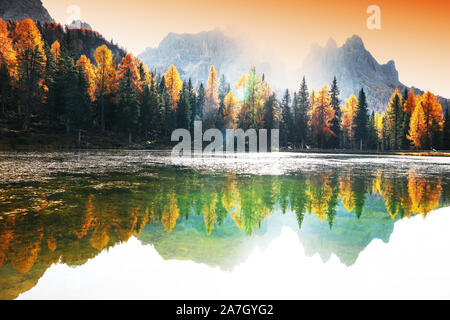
(42, 0, 450, 97)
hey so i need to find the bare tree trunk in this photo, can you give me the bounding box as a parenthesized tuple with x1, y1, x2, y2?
(360, 139, 363, 151)
(78, 128, 81, 149)
(129, 130, 132, 145)
(101, 95, 105, 133)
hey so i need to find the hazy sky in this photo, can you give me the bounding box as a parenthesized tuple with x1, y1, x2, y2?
(42, 0, 450, 97)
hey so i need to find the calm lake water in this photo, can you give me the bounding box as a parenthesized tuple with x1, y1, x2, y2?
(1, 151, 450, 299)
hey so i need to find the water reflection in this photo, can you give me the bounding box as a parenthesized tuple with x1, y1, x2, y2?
(0, 153, 450, 299)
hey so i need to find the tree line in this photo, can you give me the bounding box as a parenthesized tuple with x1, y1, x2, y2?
(1, 18, 449, 150)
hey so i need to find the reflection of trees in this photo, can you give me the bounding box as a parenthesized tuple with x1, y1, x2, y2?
(0, 167, 447, 299)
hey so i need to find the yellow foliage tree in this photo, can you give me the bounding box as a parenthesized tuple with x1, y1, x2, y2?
(76, 55, 96, 101)
(340, 94, 358, 148)
(204, 65, 220, 125)
(94, 45, 117, 132)
(223, 91, 238, 129)
(161, 193, 179, 233)
(407, 98, 426, 148)
(50, 40, 61, 61)
(164, 64, 182, 109)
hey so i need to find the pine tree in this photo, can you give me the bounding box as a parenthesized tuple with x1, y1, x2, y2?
(176, 85, 191, 130)
(0, 64, 11, 118)
(296, 77, 310, 149)
(329, 76, 341, 148)
(140, 79, 158, 140)
(280, 89, 293, 147)
(354, 88, 369, 150)
(263, 93, 278, 148)
(386, 89, 404, 150)
(196, 83, 205, 121)
(64, 64, 92, 142)
(367, 111, 377, 150)
(443, 109, 450, 150)
(118, 68, 140, 144)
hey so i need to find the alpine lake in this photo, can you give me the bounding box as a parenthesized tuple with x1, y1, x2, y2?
(1, 151, 450, 299)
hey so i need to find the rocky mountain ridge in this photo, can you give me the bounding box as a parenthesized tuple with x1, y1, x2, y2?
(0, 0, 53, 22)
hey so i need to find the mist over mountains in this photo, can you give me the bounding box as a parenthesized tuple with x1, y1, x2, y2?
(140, 30, 449, 112)
(139, 29, 273, 89)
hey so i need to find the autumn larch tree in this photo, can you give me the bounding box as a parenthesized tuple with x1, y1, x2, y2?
(417, 91, 443, 149)
(165, 64, 182, 110)
(15, 19, 46, 131)
(203, 65, 220, 128)
(223, 91, 238, 129)
(76, 55, 96, 101)
(407, 98, 426, 149)
(310, 86, 335, 149)
(354, 88, 369, 150)
(340, 94, 358, 149)
(94, 45, 117, 132)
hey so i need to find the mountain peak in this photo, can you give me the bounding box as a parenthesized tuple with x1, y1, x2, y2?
(344, 35, 365, 50)
(0, 0, 53, 22)
(325, 38, 337, 50)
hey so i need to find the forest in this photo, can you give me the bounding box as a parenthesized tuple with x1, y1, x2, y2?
(1, 18, 449, 151)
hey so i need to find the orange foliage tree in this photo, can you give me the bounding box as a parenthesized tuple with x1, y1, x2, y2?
(164, 64, 182, 110)
(0, 18, 17, 77)
(403, 88, 416, 115)
(94, 45, 117, 132)
(118, 53, 140, 86)
(76, 55, 96, 101)
(14, 19, 46, 129)
(407, 98, 426, 148)
(50, 40, 61, 61)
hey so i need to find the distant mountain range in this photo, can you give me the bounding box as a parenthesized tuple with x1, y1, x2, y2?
(139, 29, 272, 88)
(301, 35, 449, 112)
(141, 30, 449, 112)
(0, 0, 53, 22)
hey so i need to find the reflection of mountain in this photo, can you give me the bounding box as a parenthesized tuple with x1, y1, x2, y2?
(139, 29, 271, 87)
(1, 166, 448, 299)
